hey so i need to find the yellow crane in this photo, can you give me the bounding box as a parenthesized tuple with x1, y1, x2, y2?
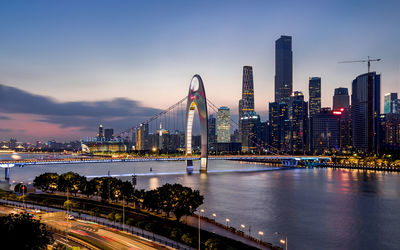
(338, 56, 381, 73)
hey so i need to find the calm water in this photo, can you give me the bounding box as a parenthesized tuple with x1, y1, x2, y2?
(2, 153, 400, 250)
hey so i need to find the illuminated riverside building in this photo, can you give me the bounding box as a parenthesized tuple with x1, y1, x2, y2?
(217, 107, 230, 143)
(333, 87, 350, 110)
(208, 115, 216, 150)
(311, 108, 340, 154)
(240, 112, 261, 152)
(288, 91, 308, 154)
(269, 102, 289, 152)
(380, 113, 400, 152)
(351, 72, 380, 154)
(309, 77, 321, 117)
(275, 35, 293, 104)
(136, 123, 149, 151)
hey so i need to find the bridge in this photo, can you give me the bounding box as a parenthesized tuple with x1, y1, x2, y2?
(1, 74, 331, 180)
(0, 155, 331, 180)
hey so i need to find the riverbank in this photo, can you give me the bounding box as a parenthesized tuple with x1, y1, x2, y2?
(0, 190, 277, 249)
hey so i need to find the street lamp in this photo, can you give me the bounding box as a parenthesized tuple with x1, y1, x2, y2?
(199, 209, 204, 250)
(226, 218, 230, 228)
(212, 213, 216, 221)
(275, 232, 288, 250)
(258, 231, 264, 242)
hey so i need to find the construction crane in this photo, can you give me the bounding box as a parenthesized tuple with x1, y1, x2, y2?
(338, 56, 381, 73)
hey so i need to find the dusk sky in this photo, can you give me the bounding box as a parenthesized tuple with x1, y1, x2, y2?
(1, 0, 399, 141)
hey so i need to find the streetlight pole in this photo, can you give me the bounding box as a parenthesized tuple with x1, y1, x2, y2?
(212, 213, 216, 222)
(226, 218, 230, 228)
(258, 231, 264, 242)
(199, 209, 204, 250)
(122, 195, 125, 232)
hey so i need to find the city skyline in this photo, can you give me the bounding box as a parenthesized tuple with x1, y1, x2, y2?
(1, 0, 399, 141)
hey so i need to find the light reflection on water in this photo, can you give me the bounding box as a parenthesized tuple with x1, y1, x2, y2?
(2, 154, 400, 250)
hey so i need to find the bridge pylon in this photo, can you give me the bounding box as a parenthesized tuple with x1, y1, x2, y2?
(185, 75, 208, 173)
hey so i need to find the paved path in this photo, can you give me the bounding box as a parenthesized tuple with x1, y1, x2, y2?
(186, 216, 271, 250)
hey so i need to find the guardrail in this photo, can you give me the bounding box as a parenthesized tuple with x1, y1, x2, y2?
(0, 199, 193, 250)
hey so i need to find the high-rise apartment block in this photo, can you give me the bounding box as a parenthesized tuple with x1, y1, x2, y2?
(275, 36, 293, 104)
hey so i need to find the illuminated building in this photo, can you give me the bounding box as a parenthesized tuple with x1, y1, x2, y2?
(351, 72, 380, 154)
(269, 102, 289, 152)
(240, 112, 260, 152)
(208, 115, 216, 151)
(309, 77, 321, 117)
(333, 87, 350, 110)
(311, 108, 340, 154)
(275, 35, 293, 104)
(384, 93, 398, 114)
(136, 123, 149, 151)
(217, 107, 231, 143)
(288, 91, 308, 154)
(338, 107, 352, 151)
(98, 125, 104, 139)
(242, 66, 255, 113)
(380, 113, 400, 152)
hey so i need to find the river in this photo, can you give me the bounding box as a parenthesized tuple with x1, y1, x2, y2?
(1, 153, 399, 250)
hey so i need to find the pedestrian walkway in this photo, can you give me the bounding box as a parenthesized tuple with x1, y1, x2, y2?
(186, 216, 272, 250)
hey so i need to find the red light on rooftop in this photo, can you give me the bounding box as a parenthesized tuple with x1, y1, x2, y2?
(340, 108, 345, 112)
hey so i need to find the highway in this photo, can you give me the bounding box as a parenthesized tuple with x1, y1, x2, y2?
(0, 204, 172, 250)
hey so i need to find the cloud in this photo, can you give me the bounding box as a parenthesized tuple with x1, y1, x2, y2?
(0, 84, 162, 133)
(0, 128, 12, 132)
(0, 115, 11, 120)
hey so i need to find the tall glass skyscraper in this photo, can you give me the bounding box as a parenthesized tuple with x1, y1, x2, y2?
(241, 66, 255, 113)
(351, 72, 380, 154)
(309, 77, 321, 117)
(275, 35, 293, 104)
(289, 91, 308, 153)
(333, 87, 350, 110)
(217, 107, 231, 143)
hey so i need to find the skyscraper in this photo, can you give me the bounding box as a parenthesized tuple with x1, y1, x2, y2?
(333, 87, 350, 110)
(289, 91, 308, 153)
(98, 125, 104, 139)
(241, 66, 255, 113)
(240, 112, 260, 152)
(104, 128, 114, 140)
(275, 35, 293, 104)
(309, 77, 321, 117)
(269, 102, 288, 151)
(351, 72, 380, 154)
(208, 115, 216, 150)
(384, 93, 398, 114)
(217, 107, 231, 143)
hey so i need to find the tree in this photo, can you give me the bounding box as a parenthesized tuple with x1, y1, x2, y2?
(107, 212, 115, 224)
(172, 185, 203, 222)
(205, 238, 223, 250)
(58, 172, 87, 196)
(33, 173, 59, 193)
(64, 199, 79, 212)
(181, 233, 193, 245)
(0, 212, 53, 249)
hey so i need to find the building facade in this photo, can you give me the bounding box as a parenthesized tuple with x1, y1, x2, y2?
(351, 72, 380, 154)
(309, 77, 321, 118)
(311, 108, 340, 154)
(217, 107, 231, 143)
(289, 91, 308, 154)
(275, 35, 293, 104)
(333, 87, 350, 110)
(384, 93, 398, 114)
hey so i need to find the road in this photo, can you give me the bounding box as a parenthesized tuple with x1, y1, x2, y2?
(0, 204, 171, 250)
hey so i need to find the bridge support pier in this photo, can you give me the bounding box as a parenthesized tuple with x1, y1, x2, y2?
(5, 167, 10, 181)
(200, 157, 208, 173)
(186, 160, 194, 174)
